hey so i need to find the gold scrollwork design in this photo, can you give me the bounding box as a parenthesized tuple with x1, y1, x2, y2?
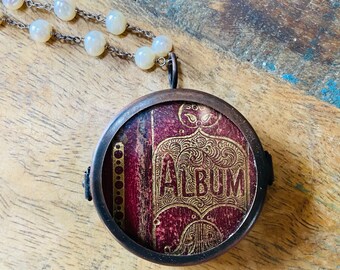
(153, 129, 249, 218)
(164, 220, 223, 255)
(152, 104, 251, 255)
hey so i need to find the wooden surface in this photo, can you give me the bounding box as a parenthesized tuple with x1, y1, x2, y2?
(0, 0, 339, 269)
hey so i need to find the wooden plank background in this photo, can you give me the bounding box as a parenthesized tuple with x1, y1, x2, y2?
(0, 0, 339, 269)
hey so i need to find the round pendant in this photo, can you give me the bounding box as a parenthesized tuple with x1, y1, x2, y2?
(84, 88, 273, 265)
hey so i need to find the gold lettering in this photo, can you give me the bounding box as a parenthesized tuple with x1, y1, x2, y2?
(160, 154, 178, 196)
(181, 169, 194, 197)
(195, 169, 208, 197)
(210, 169, 223, 196)
(227, 169, 244, 197)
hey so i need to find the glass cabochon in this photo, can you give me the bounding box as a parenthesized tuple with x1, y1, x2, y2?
(101, 102, 257, 255)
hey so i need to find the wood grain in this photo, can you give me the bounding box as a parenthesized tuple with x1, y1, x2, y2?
(0, 0, 339, 269)
(137, 0, 340, 107)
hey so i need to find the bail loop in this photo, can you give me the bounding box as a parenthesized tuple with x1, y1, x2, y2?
(167, 52, 178, 89)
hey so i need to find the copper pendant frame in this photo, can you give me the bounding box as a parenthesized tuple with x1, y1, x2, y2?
(84, 87, 274, 266)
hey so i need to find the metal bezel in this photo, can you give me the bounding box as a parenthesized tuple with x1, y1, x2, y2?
(90, 89, 270, 266)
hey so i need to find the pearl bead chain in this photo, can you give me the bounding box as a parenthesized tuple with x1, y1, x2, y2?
(136, 36, 173, 69)
(53, 0, 77, 21)
(2, 0, 24, 10)
(105, 10, 127, 36)
(84, 30, 106, 57)
(1, 1, 174, 69)
(29, 19, 52, 42)
(152, 35, 173, 57)
(135, 47, 156, 70)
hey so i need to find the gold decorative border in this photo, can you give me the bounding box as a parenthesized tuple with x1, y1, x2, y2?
(112, 142, 125, 229)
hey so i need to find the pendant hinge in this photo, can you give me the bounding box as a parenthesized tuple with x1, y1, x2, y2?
(82, 166, 92, 201)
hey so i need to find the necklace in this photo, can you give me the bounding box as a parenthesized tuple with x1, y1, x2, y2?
(1, 0, 274, 266)
(1, 0, 172, 69)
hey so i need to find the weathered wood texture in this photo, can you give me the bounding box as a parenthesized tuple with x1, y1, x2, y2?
(0, 0, 339, 269)
(137, 0, 340, 107)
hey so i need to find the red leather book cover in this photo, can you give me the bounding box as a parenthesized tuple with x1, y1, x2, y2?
(109, 102, 257, 255)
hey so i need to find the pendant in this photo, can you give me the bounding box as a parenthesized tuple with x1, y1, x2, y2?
(83, 53, 274, 265)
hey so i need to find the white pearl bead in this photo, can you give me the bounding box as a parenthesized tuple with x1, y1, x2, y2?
(29, 19, 52, 43)
(84, 31, 106, 57)
(105, 10, 127, 35)
(135, 47, 156, 70)
(2, 0, 24, 10)
(53, 0, 77, 21)
(152, 35, 173, 57)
